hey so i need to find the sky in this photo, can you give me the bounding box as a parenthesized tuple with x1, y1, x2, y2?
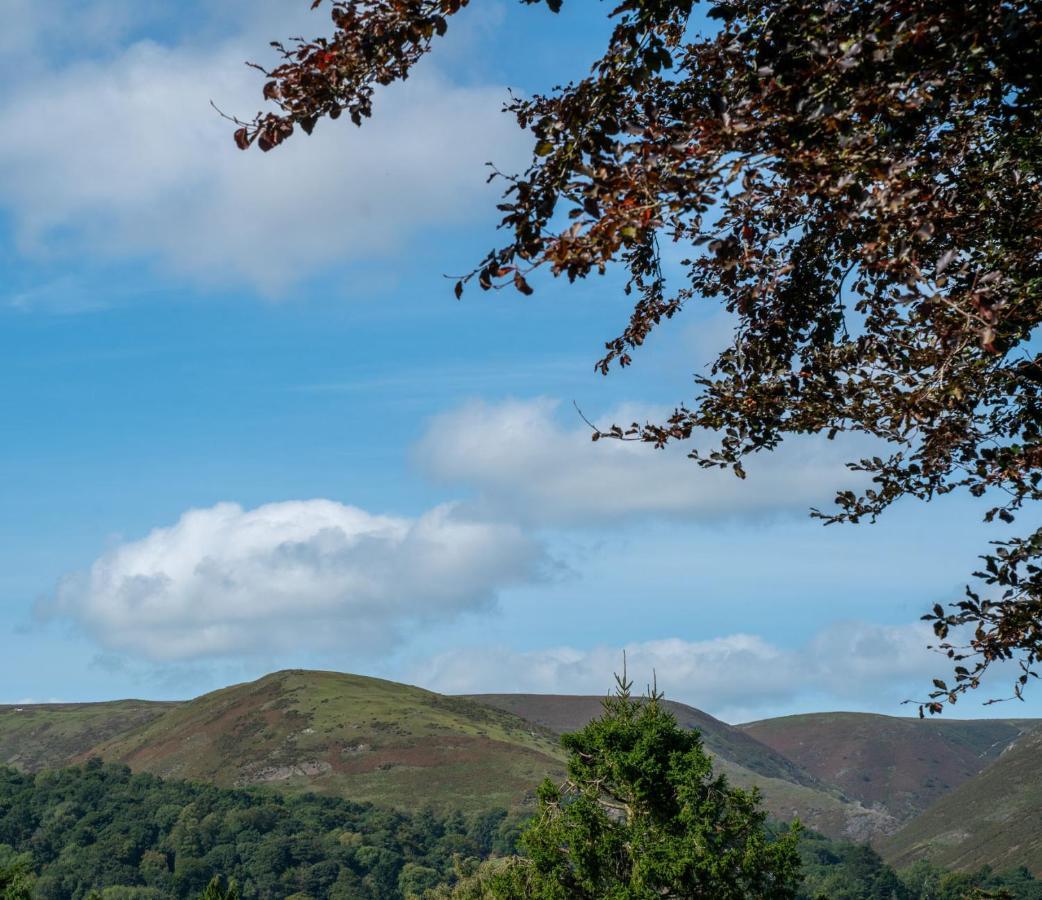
(2, 0, 1038, 723)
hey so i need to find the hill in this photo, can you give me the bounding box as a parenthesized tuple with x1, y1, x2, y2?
(881, 724, 1042, 873)
(0, 700, 175, 772)
(739, 712, 1038, 826)
(465, 694, 895, 841)
(86, 670, 566, 814)
(8, 674, 1039, 856)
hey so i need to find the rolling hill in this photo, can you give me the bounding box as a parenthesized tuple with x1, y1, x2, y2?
(881, 724, 1042, 872)
(465, 694, 896, 841)
(5, 671, 1042, 863)
(739, 712, 1038, 826)
(2, 679, 888, 838)
(85, 670, 567, 814)
(0, 700, 175, 772)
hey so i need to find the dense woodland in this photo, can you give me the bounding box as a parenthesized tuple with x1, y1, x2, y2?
(0, 762, 1037, 899)
(0, 761, 519, 899)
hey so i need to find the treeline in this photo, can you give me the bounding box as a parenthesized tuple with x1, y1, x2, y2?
(799, 831, 1042, 900)
(0, 761, 520, 899)
(0, 761, 1039, 899)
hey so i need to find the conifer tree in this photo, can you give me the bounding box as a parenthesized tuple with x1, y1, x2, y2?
(430, 672, 801, 899)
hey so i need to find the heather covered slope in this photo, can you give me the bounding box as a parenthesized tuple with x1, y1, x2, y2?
(87, 670, 566, 814)
(0, 700, 176, 772)
(881, 724, 1042, 873)
(465, 693, 896, 841)
(467, 694, 817, 786)
(740, 712, 1039, 825)
(8, 675, 1042, 859)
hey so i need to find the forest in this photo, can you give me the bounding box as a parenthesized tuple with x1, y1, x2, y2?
(0, 762, 1039, 900)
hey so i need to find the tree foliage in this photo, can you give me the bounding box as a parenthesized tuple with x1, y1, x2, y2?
(1, 757, 1039, 898)
(238, 0, 1042, 710)
(798, 837, 1042, 900)
(0, 761, 519, 899)
(199, 876, 240, 900)
(428, 674, 802, 899)
(0, 848, 35, 900)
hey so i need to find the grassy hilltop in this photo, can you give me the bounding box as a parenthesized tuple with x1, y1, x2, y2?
(87, 670, 567, 814)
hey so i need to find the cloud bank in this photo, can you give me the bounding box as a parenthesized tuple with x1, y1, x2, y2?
(0, 8, 527, 289)
(417, 397, 869, 525)
(41, 500, 543, 660)
(413, 621, 945, 722)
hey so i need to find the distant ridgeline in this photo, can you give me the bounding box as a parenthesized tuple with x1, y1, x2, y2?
(2, 670, 1042, 896)
(0, 762, 1040, 900)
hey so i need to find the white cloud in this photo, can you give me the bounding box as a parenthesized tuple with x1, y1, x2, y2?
(40, 500, 544, 661)
(0, 9, 528, 289)
(0, 0, 141, 69)
(412, 621, 945, 722)
(416, 397, 871, 525)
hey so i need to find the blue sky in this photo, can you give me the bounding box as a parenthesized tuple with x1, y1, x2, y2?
(2, 0, 1037, 722)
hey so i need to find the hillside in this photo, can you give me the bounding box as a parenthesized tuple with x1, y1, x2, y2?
(0, 700, 176, 772)
(881, 724, 1042, 873)
(7, 674, 1040, 857)
(740, 712, 1038, 825)
(86, 670, 566, 814)
(466, 694, 895, 841)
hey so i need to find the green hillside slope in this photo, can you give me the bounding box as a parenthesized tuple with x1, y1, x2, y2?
(87, 670, 566, 814)
(740, 712, 1038, 825)
(465, 693, 895, 841)
(881, 725, 1042, 873)
(0, 700, 176, 772)
(11, 674, 1037, 861)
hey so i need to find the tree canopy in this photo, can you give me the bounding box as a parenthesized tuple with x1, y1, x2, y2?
(236, 0, 1042, 711)
(0, 761, 519, 899)
(3, 756, 1041, 898)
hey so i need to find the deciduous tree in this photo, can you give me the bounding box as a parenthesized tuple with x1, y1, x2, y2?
(236, 0, 1042, 711)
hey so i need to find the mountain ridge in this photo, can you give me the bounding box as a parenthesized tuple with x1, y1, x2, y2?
(739, 710, 1037, 826)
(881, 724, 1042, 872)
(3, 669, 1041, 869)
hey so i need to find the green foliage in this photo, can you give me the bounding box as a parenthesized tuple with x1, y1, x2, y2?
(0, 846, 34, 900)
(797, 832, 1042, 900)
(199, 875, 240, 899)
(0, 746, 1038, 899)
(0, 762, 521, 899)
(896, 860, 1042, 900)
(433, 675, 802, 899)
(799, 833, 911, 899)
